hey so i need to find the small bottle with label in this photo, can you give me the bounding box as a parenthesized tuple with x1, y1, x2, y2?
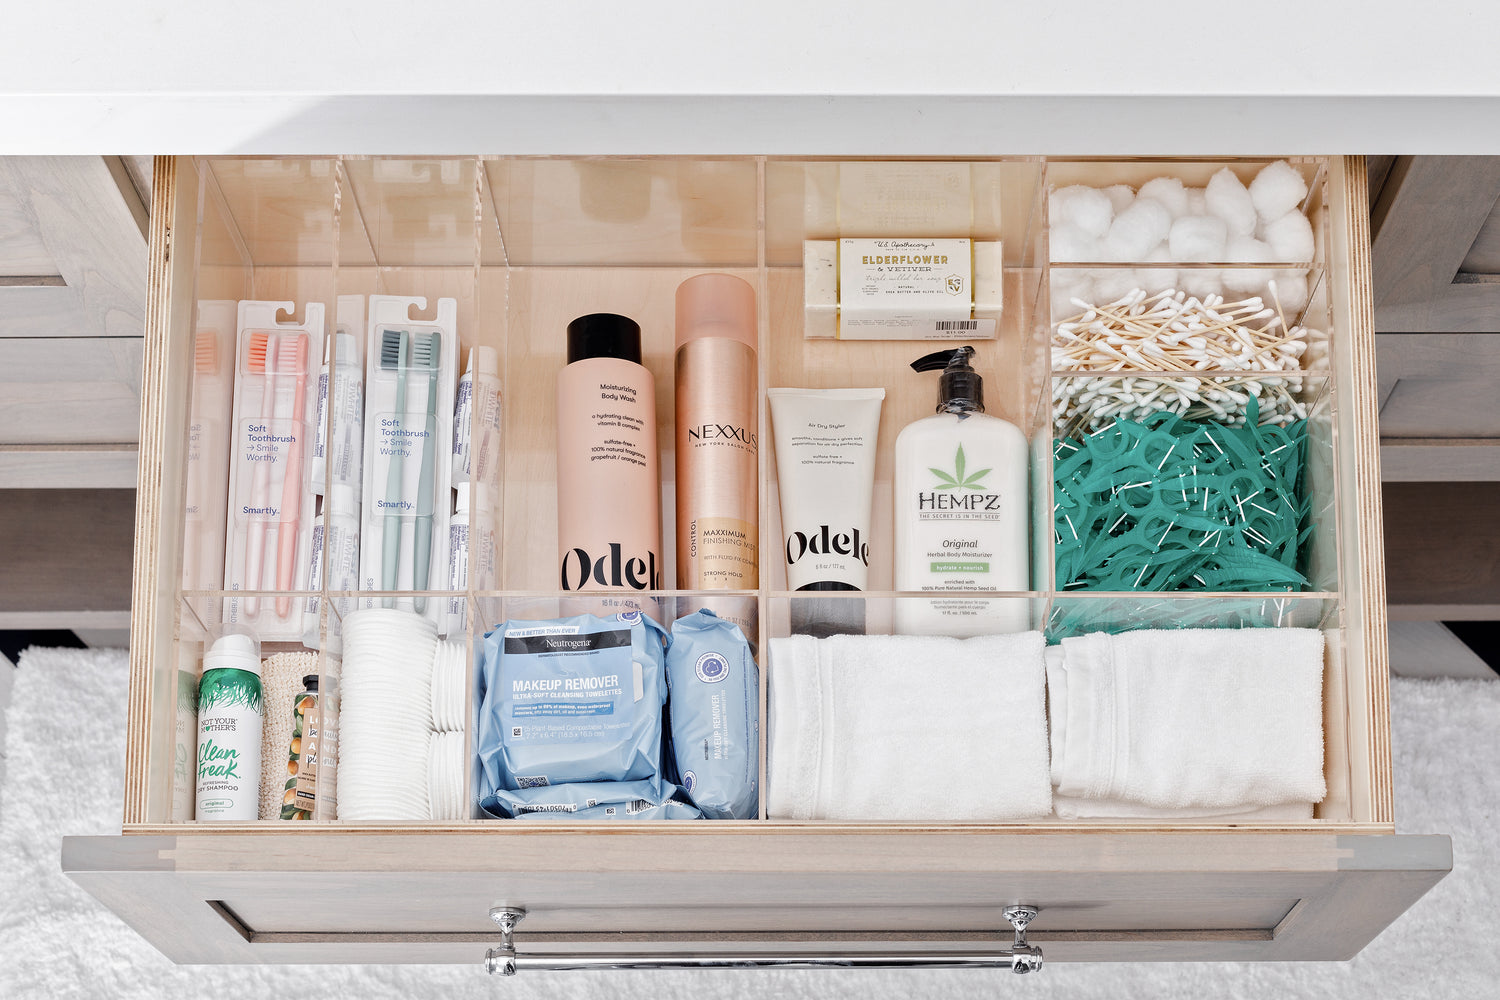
(280, 674, 320, 820)
(893, 346, 1029, 636)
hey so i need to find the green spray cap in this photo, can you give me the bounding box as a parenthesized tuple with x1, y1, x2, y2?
(911, 346, 984, 414)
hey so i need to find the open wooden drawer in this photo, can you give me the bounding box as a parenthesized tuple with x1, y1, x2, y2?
(64, 155, 1449, 970)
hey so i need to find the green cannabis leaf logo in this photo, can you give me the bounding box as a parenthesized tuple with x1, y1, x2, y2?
(930, 445, 991, 491)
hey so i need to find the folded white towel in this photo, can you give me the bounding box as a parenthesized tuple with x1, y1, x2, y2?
(768, 631, 1051, 821)
(1047, 629, 1326, 812)
(1053, 795, 1315, 821)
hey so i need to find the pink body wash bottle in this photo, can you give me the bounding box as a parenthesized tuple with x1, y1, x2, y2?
(555, 313, 661, 602)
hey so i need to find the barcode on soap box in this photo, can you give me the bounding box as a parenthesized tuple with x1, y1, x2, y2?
(835, 316, 997, 341)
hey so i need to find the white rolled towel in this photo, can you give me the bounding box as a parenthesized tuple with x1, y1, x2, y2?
(768, 632, 1051, 821)
(1047, 629, 1326, 812)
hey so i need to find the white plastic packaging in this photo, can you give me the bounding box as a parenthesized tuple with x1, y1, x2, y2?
(446, 488, 470, 636)
(452, 345, 500, 490)
(311, 295, 365, 500)
(302, 483, 361, 651)
(196, 633, 264, 822)
(222, 301, 326, 640)
(358, 295, 459, 633)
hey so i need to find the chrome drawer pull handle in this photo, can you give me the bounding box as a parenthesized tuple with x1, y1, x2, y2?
(484, 905, 1042, 976)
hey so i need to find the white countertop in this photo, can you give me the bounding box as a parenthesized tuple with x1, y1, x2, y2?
(6, 0, 1500, 153)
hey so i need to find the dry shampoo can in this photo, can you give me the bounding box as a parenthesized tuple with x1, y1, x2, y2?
(195, 632, 264, 821)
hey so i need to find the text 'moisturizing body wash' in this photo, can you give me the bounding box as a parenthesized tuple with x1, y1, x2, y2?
(556, 313, 661, 609)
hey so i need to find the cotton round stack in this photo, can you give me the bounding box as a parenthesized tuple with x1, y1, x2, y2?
(430, 641, 466, 733)
(337, 608, 437, 821)
(427, 731, 466, 821)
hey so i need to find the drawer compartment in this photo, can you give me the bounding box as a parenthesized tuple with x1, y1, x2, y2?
(65, 155, 1447, 965)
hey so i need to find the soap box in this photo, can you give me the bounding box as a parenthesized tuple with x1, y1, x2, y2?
(804, 237, 1003, 340)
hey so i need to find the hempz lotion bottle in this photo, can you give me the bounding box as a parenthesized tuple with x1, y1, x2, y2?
(556, 314, 661, 608)
(195, 633, 264, 821)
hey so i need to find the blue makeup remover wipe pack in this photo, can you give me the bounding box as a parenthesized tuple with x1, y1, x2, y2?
(477, 611, 667, 796)
(666, 609, 759, 819)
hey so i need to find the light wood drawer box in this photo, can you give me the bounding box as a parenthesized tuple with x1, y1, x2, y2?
(64, 155, 1449, 968)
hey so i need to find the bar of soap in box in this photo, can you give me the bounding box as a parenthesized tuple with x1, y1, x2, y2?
(804, 237, 1002, 340)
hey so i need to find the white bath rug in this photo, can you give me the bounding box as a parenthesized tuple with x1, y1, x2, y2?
(0, 647, 1494, 998)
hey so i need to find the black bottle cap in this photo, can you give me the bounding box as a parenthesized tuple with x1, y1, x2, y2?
(301, 675, 319, 691)
(567, 313, 642, 365)
(911, 345, 984, 413)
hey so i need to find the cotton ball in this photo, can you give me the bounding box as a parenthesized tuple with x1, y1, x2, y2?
(1093, 268, 1141, 303)
(1180, 268, 1223, 299)
(1205, 168, 1257, 237)
(1136, 245, 1176, 294)
(1186, 188, 1208, 216)
(1102, 197, 1172, 261)
(1250, 160, 1309, 221)
(1138, 177, 1190, 218)
(1223, 236, 1274, 293)
(1168, 215, 1228, 262)
(1262, 210, 1315, 261)
(1050, 271, 1094, 320)
(1268, 273, 1310, 315)
(1050, 185, 1114, 239)
(1103, 184, 1136, 214)
(1049, 222, 1097, 262)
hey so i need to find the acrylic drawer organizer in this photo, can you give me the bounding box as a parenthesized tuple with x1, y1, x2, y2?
(63, 156, 1448, 970)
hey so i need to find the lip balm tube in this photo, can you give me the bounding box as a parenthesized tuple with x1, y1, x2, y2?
(767, 388, 885, 591)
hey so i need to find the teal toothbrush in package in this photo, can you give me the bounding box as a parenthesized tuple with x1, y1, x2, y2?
(666, 609, 759, 819)
(477, 612, 668, 798)
(357, 295, 458, 633)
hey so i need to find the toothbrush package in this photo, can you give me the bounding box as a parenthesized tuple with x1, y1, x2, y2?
(302, 484, 361, 651)
(223, 300, 326, 640)
(304, 295, 367, 651)
(448, 346, 504, 634)
(311, 294, 366, 500)
(182, 299, 237, 592)
(358, 295, 459, 632)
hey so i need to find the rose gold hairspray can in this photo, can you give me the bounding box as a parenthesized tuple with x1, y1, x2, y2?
(675, 274, 759, 623)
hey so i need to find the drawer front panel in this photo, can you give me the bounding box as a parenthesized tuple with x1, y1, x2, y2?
(64, 831, 1450, 964)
